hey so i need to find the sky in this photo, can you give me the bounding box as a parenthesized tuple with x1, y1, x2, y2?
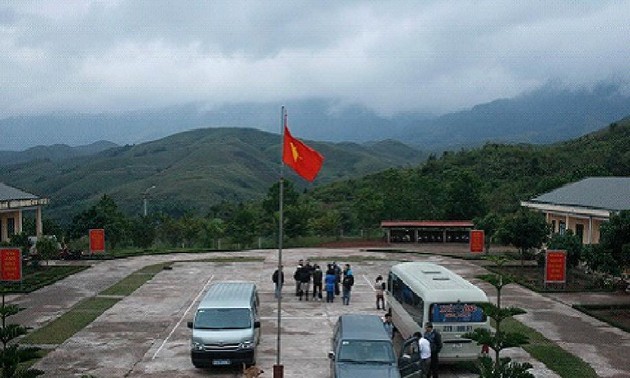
(2, 0, 630, 119)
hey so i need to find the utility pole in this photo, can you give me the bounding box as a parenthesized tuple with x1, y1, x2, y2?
(143, 185, 156, 217)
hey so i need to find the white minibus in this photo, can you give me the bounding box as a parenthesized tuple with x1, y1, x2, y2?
(386, 262, 490, 362)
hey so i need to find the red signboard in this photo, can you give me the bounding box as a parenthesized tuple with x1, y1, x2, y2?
(0, 248, 22, 282)
(89, 229, 106, 253)
(469, 230, 485, 253)
(545, 250, 567, 283)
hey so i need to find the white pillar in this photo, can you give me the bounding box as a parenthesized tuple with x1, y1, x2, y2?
(36, 206, 44, 237)
(0, 216, 7, 242)
(16, 210, 23, 234)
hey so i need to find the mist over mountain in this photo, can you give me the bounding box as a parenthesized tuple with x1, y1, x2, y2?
(406, 83, 630, 150)
(1, 83, 629, 152)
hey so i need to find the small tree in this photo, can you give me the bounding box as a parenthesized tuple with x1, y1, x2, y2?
(466, 256, 534, 377)
(496, 210, 549, 266)
(35, 237, 58, 267)
(474, 212, 501, 254)
(598, 210, 630, 274)
(0, 293, 44, 377)
(547, 230, 582, 268)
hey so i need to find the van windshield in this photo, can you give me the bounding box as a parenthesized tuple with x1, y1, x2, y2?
(194, 308, 252, 329)
(338, 340, 395, 363)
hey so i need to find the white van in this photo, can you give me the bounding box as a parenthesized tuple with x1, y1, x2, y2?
(187, 281, 261, 368)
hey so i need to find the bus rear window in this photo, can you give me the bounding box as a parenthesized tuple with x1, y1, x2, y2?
(429, 303, 486, 323)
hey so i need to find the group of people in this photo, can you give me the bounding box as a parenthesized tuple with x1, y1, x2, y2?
(382, 312, 442, 377)
(413, 322, 443, 378)
(272, 259, 355, 305)
(274, 264, 442, 377)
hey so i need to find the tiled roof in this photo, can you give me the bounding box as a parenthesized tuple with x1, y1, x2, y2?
(530, 177, 630, 211)
(0, 182, 39, 201)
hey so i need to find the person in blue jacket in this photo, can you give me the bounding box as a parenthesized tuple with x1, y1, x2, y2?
(325, 264, 337, 303)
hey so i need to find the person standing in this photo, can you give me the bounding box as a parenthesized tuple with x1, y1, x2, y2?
(341, 264, 354, 305)
(414, 331, 431, 378)
(325, 264, 336, 303)
(293, 259, 304, 296)
(272, 266, 284, 299)
(424, 322, 442, 378)
(312, 264, 323, 301)
(382, 313, 397, 339)
(375, 275, 386, 310)
(297, 263, 311, 301)
(332, 262, 341, 296)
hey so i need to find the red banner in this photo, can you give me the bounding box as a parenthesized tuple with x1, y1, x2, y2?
(89, 229, 106, 253)
(469, 230, 485, 253)
(545, 250, 567, 283)
(0, 248, 22, 282)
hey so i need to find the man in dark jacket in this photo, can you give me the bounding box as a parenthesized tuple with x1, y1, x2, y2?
(312, 264, 323, 301)
(424, 322, 442, 378)
(272, 266, 284, 299)
(293, 259, 303, 296)
(297, 263, 311, 301)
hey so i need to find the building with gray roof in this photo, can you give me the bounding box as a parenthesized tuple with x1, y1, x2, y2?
(521, 177, 630, 244)
(0, 182, 49, 243)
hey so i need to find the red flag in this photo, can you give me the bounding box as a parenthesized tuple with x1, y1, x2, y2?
(283, 125, 324, 182)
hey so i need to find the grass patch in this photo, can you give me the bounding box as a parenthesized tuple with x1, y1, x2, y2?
(2, 265, 89, 294)
(573, 304, 630, 332)
(100, 262, 172, 296)
(486, 265, 611, 293)
(23, 262, 169, 346)
(22, 297, 119, 345)
(501, 317, 598, 378)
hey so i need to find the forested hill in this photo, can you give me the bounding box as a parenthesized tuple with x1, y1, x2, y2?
(0, 127, 426, 222)
(310, 118, 630, 226)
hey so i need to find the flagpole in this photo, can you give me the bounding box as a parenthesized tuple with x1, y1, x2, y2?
(274, 106, 285, 378)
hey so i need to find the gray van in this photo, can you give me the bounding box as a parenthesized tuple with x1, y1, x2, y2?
(187, 282, 260, 368)
(328, 314, 401, 378)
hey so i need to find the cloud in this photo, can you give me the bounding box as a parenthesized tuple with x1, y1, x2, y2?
(1, 1, 629, 117)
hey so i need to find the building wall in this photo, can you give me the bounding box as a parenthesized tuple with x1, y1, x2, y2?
(0, 210, 22, 243)
(546, 213, 605, 244)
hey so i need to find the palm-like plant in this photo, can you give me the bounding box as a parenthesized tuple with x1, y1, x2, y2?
(0, 294, 43, 377)
(466, 256, 534, 377)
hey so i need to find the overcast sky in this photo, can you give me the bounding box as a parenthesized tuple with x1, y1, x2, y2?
(2, 0, 630, 118)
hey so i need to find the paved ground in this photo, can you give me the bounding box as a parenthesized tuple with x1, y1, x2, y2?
(8, 247, 630, 377)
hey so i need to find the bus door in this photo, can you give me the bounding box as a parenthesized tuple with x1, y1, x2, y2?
(398, 337, 422, 378)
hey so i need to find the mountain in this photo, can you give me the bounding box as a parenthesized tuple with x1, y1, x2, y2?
(0, 127, 426, 223)
(403, 83, 630, 150)
(0, 141, 118, 165)
(309, 117, 630, 222)
(2, 83, 629, 152)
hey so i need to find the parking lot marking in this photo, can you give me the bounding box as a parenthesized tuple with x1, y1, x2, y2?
(151, 274, 214, 360)
(362, 274, 375, 290)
